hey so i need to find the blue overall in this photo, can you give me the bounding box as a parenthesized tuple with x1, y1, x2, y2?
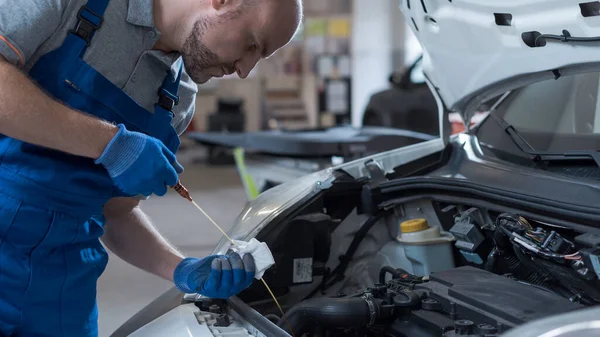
(0, 0, 182, 335)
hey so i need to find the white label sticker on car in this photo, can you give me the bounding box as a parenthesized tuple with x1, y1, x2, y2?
(293, 258, 313, 283)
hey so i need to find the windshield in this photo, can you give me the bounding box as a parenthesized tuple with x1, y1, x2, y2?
(476, 71, 600, 158)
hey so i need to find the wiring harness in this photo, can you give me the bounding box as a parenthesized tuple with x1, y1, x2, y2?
(492, 213, 600, 304)
(496, 213, 581, 262)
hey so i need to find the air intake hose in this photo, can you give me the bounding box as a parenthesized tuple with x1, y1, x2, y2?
(276, 296, 380, 335)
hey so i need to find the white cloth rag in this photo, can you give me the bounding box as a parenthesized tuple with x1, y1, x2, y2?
(230, 238, 275, 279)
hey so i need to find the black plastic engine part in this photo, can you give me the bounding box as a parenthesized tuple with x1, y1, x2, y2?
(421, 298, 442, 311)
(240, 213, 333, 303)
(387, 310, 460, 337)
(276, 296, 388, 335)
(293, 266, 586, 337)
(575, 232, 600, 248)
(453, 320, 475, 335)
(379, 266, 425, 284)
(393, 290, 424, 308)
(214, 314, 231, 327)
(415, 266, 583, 327)
(507, 243, 567, 296)
(506, 236, 600, 303)
(236, 214, 336, 306)
(209, 304, 221, 314)
(475, 323, 498, 335)
(323, 172, 368, 220)
(450, 219, 485, 252)
(386, 267, 584, 337)
(541, 231, 574, 254)
(193, 299, 227, 313)
(380, 266, 406, 283)
(451, 208, 495, 267)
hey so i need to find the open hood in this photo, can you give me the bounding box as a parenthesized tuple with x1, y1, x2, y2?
(398, 0, 600, 119)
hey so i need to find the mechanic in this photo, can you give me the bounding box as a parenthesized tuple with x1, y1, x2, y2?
(0, 0, 302, 335)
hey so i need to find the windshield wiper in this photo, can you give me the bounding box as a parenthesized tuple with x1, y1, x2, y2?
(489, 113, 600, 167)
(535, 29, 600, 47)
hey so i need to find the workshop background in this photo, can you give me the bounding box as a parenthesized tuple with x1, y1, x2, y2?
(97, 0, 465, 335)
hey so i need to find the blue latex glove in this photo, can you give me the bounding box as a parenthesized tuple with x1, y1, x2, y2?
(95, 124, 184, 197)
(173, 252, 256, 298)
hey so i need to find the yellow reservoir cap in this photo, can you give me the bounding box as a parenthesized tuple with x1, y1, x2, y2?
(400, 218, 429, 233)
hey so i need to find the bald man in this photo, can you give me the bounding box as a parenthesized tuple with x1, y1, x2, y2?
(0, 0, 302, 336)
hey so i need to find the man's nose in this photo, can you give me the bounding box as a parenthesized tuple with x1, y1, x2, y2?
(236, 54, 261, 79)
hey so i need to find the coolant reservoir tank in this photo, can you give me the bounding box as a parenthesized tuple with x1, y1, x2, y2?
(371, 218, 456, 280)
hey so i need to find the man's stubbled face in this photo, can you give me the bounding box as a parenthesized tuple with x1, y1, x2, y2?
(180, 1, 301, 84)
(181, 19, 236, 84)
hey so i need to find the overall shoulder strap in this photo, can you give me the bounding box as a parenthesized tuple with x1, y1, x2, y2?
(69, 0, 111, 51)
(156, 62, 184, 113)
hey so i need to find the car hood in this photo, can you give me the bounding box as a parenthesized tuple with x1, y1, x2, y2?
(398, 0, 600, 121)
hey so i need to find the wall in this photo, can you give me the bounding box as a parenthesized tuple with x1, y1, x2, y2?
(392, 3, 407, 70)
(351, 0, 406, 127)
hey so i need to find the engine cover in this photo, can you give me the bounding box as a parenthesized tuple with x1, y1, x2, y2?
(389, 266, 585, 336)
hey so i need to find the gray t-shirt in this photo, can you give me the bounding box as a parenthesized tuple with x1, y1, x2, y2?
(0, 0, 197, 135)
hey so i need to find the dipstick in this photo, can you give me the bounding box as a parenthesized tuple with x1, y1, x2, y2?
(190, 200, 236, 244)
(172, 182, 296, 337)
(260, 277, 295, 336)
(173, 183, 236, 244)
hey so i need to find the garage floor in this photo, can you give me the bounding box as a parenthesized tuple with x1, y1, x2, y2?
(97, 147, 247, 336)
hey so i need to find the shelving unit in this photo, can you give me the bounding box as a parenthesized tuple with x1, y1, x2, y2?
(261, 77, 311, 130)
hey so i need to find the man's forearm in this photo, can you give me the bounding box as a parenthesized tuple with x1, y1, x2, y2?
(0, 57, 117, 159)
(101, 197, 184, 281)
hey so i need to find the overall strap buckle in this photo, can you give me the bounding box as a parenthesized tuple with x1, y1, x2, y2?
(156, 64, 183, 112)
(70, 6, 104, 46)
(157, 88, 179, 112)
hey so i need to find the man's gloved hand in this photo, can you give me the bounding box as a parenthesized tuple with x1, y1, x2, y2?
(173, 252, 256, 299)
(95, 124, 184, 197)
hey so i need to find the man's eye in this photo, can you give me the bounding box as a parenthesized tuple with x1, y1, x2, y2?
(249, 43, 258, 51)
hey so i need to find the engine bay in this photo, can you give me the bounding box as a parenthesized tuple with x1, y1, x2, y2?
(268, 265, 584, 337)
(228, 170, 600, 337)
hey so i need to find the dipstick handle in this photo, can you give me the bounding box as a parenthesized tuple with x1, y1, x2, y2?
(173, 181, 193, 202)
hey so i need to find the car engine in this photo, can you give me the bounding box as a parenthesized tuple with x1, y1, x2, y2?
(233, 170, 600, 337)
(274, 264, 586, 337)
